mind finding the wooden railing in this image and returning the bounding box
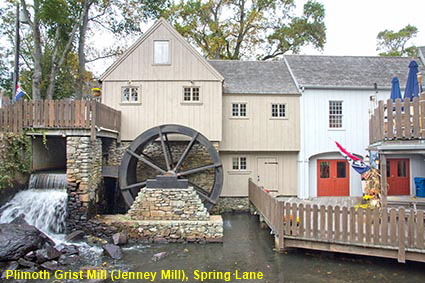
[369,93,425,143]
[249,179,425,263]
[0,100,121,140]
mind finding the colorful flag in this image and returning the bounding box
[14,83,26,102]
[335,141,370,174]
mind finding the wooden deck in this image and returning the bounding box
[0,99,121,140]
[369,93,425,144]
[249,180,425,263]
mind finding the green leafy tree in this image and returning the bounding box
[163,0,326,60]
[377,24,418,57]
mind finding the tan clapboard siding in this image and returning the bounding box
[102,81,222,141]
[103,24,221,82]
[220,152,298,196]
[220,94,300,151]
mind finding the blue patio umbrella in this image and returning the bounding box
[390,76,402,102]
[403,60,420,100]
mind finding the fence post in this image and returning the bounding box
[398,207,406,263]
[276,201,285,252]
[90,100,97,142]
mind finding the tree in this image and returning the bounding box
[163,0,326,60]
[377,24,418,57]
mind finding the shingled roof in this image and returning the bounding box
[208,60,299,94]
[283,55,424,90]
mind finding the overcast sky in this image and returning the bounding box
[299,0,425,56]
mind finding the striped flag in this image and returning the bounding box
[335,141,370,174]
[14,83,26,102]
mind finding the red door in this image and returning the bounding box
[387,159,410,195]
[317,160,350,196]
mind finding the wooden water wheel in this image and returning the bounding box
[119,124,223,210]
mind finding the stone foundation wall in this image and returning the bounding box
[128,188,209,221]
[89,215,223,243]
[66,137,103,231]
[210,197,250,214]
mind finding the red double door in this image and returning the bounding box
[317,160,349,196]
[387,158,410,195]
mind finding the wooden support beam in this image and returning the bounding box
[380,154,388,207]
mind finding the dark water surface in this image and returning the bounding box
[110,214,425,283]
[24,214,425,283]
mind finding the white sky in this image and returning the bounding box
[89,0,425,75]
[298,0,425,56]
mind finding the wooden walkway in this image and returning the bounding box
[0,99,121,141]
[249,180,425,263]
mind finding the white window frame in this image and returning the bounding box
[270,103,287,119]
[153,40,170,65]
[121,86,141,104]
[230,102,248,119]
[232,156,247,171]
[181,86,202,104]
[329,100,343,129]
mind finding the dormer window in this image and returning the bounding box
[154,40,170,65]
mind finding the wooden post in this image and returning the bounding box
[275,201,285,252]
[380,154,388,207]
[90,100,97,142]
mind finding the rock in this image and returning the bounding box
[151,252,168,262]
[0,223,53,261]
[24,251,36,262]
[40,260,59,271]
[35,246,61,263]
[56,244,79,256]
[102,244,122,260]
[65,230,85,242]
[1,261,19,280]
[17,258,35,268]
[10,215,28,225]
[58,254,79,265]
[112,232,127,246]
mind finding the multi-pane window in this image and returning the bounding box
[232,157,247,170]
[232,103,247,117]
[122,86,139,103]
[183,87,200,102]
[329,101,343,128]
[271,103,286,118]
[154,40,169,64]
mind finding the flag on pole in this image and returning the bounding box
[335,141,370,174]
[14,83,26,102]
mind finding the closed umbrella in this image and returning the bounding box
[403,60,420,100]
[390,76,402,102]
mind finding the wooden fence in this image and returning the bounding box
[0,100,121,140]
[249,179,425,263]
[369,93,425,143]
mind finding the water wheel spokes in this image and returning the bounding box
[119,124,223,210]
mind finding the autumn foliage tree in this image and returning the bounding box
[377,24,418,57]
[163,0,326,60]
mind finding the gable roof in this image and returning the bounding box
[100,18,223,81]
[208,60,299,94]
[284,55,424,90]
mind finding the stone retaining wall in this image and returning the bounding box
[128,188,209,221]
[210,197,250,214]
[66,137,103,231]
[88,214,223,243]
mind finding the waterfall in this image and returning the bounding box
[0,173,68,235]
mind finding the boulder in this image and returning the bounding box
[65,230,85,242]
[56,244,79,256]
[102,244,122,260]
[10,215,28,225]
[35,246,61,263]
[112,232,127,246]
[17,258,36,268]
[58,254,79,265]
[1,261,19,280]
[151,252,168,262]
[0,223,53,261]
[40,260,59,271]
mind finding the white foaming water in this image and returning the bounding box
[0,173,68,240]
